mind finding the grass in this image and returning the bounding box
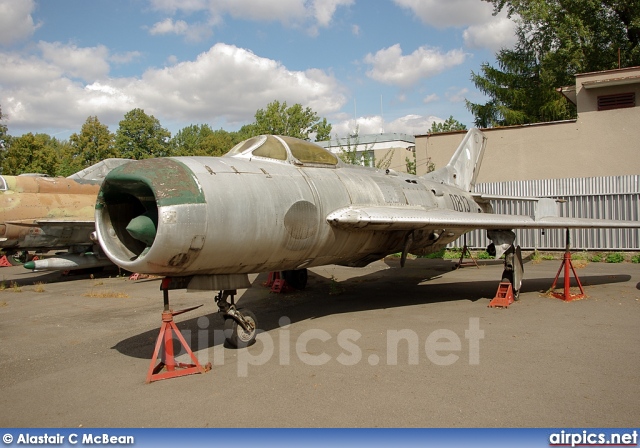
[33,282,46,293]
[605,252,625,263]
[328,275,345,296]
[83,289,129,298]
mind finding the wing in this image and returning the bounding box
[5,218,95,229]
[326,206,640,231]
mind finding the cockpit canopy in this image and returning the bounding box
[225,135,339,166]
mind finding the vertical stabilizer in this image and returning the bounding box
[421,128,487,192]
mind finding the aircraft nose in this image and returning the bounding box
[126,213,157,246]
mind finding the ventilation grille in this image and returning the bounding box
[597,92,636,111]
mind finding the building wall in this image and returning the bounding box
[415,67,640,182]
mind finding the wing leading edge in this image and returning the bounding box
[326,206,640,231]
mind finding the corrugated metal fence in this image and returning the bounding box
[452,175,640,251]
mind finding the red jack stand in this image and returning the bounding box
[488,282,515,308]
[264,271,294,293]
[146,278,211,383]
[549,229,585,302]
[0,256,12,267]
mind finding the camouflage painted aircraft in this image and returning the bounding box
[0,159,129,270]
[93,129,640,347]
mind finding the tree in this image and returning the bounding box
[1,133,60,176]
[114,108,171,159]
[252,100,332,141]
[170,125,239,157]
[336,127,376,167]
[0,105,7,150]
[428,116,468,134]
[69,116,115,167]
[468,0,640,127]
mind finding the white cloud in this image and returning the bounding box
[148,18,212,42]
[38,41,111,81]
[463,17,518,52]
[148,0,352,34]
[423,93,439,104]
[0,43,346,134]
[0,0,40,45]
[393,0,517,51]
[446,88,469,103]
[331,114,442,137]
[364,44,467,87]
[393,0,494,28]
[149,18,190,35]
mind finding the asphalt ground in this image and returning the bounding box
[0,256,638,428]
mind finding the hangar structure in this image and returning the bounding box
[416,66,640,251]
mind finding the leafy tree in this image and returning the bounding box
[468,0,640,127]
[114,108,171,159]
[0,105,7,150]
[170,124,215,156]
[428,116,468,134]
[69,116,116,167]
[252,100,332,141]
[170,125,239,156]
[0,105,7,173]
[336,127,375,167]
[1,133,60,176]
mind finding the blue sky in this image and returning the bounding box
[0,0,518,140]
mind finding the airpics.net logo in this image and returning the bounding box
[549,430,638,447]
[176,316,484,377]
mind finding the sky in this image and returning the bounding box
[0,0,518,141]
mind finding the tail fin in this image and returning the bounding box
[421,128,487,192]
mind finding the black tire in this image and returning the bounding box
[501,269,520,301]
[7,251,29,266]
[224,310,258,348]
[282,269,308,290]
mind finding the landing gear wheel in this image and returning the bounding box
[7,251,30,266]
[224,309,258,348]
[501,269,520,301]
[282,269,308,290]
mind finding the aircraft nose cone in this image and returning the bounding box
[126,214,157,246]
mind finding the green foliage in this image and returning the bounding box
[421,248,446,259]
[69,116,116,167]
[476,251,493,260]
[1,133,68,176]
[631,254,640,263]
[170,125,238,157]
[336,127,376,167]
[114,108,171,159]
[590,254,603,262]
[429,116,467,134]
[605,252,625,263]
[252,100,332,141]
[468,0,640,127]
[405,155,416,175]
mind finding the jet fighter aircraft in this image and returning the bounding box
[94,129,640,347]
[0,159,129,270]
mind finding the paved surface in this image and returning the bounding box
[0,257,638,427]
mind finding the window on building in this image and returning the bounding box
[597,92,635,111]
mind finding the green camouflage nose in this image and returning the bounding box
[126,214,157,246]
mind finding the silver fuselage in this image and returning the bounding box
[95,155,480,276]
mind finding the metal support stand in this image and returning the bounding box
[454,235,479,269]
[146,278,211,383]
[549,229,585,301]
[0,256,12,267]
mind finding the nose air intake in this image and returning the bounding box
[126,212,157,246]
[95,158,205,269]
